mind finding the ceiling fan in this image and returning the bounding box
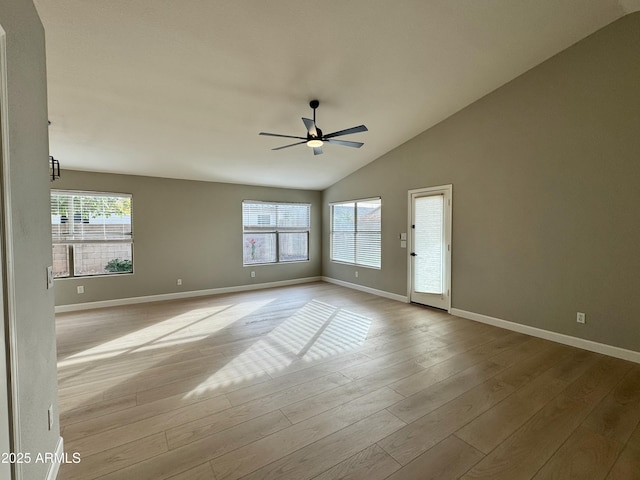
[259,100,368,155]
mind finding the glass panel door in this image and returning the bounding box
[409,186,451,309]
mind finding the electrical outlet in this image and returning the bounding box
[77,285,84,294]
[251,271,256,278]
[355,271,359,278]
[177,278,182,286]
[577,312,586,324]
[47,404,54,430]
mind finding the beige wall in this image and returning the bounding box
[53,170,322,306]
[323,13,640,353]
[1,0,60,478]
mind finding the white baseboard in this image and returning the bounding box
[45,436,64,480]
[321,276,409,303]
[55,277,322,313]
[451,308,640,364]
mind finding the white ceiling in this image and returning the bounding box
[35,0,637,190]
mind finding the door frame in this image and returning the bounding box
[406,184,452,311]
[0,22,18,480]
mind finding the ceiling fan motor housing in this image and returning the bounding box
[308,127,322,140]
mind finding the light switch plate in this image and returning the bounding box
[46,266,54,289]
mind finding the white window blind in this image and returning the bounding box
[51,191,132,243]
[414,195,443,294]
[51,190,133,277]
[331,198,381,268]
[242,201,310,265]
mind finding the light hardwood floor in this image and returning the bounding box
[55,282,640,480]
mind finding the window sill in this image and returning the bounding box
[54,272,134,280]
[243,260,310,267]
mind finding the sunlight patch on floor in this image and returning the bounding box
[184,299,372,398]
[58,299,275,368]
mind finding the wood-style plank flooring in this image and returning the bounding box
[55,282,640,480]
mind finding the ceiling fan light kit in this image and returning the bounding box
[259,100,367,155]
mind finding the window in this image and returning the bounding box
[242,201,310,265]
[331,198,381,268]
[51,190,133,277]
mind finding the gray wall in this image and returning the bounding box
[0,0,60,479]
[323,13,640,353]
[53,170,322,306]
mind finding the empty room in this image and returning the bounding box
[1,1,640,479]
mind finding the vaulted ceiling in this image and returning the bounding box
[35,0,639,190]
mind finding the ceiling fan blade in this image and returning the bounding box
[325,138,364,148]
[302,117,318,137]
[272,141,307,151]
[313,146,323,155]
[259,132,306,140]
[323,125,368,139]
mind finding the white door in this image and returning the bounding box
[408,185,452,310]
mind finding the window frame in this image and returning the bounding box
[51,189,134,278]
[242,200,311,266]
[330,197,382,269]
